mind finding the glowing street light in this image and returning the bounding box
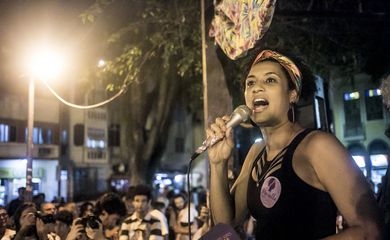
[97,59,106,68]
[24,46,65,200]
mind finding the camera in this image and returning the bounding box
[35,211,56,224]
[76,214,101,229]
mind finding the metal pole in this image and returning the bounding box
[26,77,35,201]
[201,0,208,129]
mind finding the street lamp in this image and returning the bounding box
[25,47,65,201]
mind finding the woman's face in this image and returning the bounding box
[0,209,9,228]
[20,206,37,227]
[174,197,185,210]
[244,61,297,126]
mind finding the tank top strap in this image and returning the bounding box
[250,147,266,177]
[284,128,315,171]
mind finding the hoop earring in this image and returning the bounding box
[290,103,296,123]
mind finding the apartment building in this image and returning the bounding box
[0,90,60,205]
[329,73,390,192]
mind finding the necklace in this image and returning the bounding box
[255,146,288,187]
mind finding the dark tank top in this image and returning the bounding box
[247,129,337,240]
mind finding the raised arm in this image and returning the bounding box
[208,116,261,226]
[305,132,383,240]
[208,116,236,225]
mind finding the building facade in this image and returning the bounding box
[0,92,61,205]
[329,73,390,192]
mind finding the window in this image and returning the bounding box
[343,91,362,137]
[26,127,53,144]
[0,124,16,142]
[87,128,105,149]
[108,124,120,147]
[0,124,9,142]
[87,111,106,120]
[33,128,43,144]
[365,89,383,120]
[74,124,85,146]
[344,91,360,101]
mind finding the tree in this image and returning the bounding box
[81,0,390,184]
[82,0,202,184]
[215,0,390,103]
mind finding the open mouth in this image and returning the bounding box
[253,98,269,107]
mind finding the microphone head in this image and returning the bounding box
[226,105,251,128]
[233,105,251,122]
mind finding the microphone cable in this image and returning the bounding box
[186,152,201,240]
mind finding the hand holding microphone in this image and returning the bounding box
[193,105,251,162]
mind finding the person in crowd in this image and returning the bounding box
[207,49,383,239]
[95,192,127,239]
[192,205,209,240]
[79,202,95,218]
[7,187,25,218]
[152,201,167,215]
[123,186,135,215]
[119,184,168,240]
[169,193,198,240]
[54,210,73,240]
[60,202,79,219]
[65,192,126,240]
[0,206,15,239]
[12,202,55,240]
[32,193,46,212]
[41,202,57,216]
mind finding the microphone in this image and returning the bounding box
[192,105,251,158]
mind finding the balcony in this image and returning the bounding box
[0,142,59,159]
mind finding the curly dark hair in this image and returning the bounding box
[79,201,94,218]
[128,184,152,201]
[94,192,127,217]
[13,202,36,232]
[56,210,74,226]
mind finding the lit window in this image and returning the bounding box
[365,88,383,120]
[370,154,388,167]
[365,89,381,97]
[344,91,360,101]
[87,128,106,149]
[352,155,365,168]
[0,124,9,142]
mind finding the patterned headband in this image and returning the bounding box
[252,50,302,96]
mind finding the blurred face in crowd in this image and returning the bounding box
[82,204,94,218]
[20,206,37,226]
[0,209,8,228]
[55,221,70,240]
[18,188,26,200]
[41,203,57,215]
[99,211,120,229]
[132,195,150,217]
[174,196,185,210]
[64,202,78,218]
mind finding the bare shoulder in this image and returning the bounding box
[299,130,348,160]
[296,130,359,186]
[302,130,342,148]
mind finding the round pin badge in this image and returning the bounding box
[260,176,282,208]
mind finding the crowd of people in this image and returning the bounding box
[0,185,211,240]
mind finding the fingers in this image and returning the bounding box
[206,116,231,138]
